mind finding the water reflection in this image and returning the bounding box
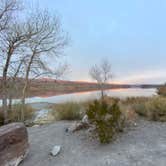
[0,88,156,106]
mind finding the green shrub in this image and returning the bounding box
[8,103,35,123]
[86,99,124,144]
[51,102,84,121]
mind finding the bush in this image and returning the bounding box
[119,104,137,124]
[157,84,166,97]
[132,102,148,117]
[122,97,149,105]
[8,103,35,124]
[146,97,166,121]
[132,97,166,122]
[51,102,84,121]
[86,99,124,144]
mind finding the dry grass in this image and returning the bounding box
[8,103,36,123]
[157,85,166,97]
[51,102,85,121]
[120,104,138,124]
[51,96,166,124]
[125,96,166,122]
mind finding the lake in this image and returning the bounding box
[0,88,157,106]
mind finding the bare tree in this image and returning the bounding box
[0,0,21,32]
[89,59,112,98]
[20,10,68,121]
[0,1,69,123]
[0,21,39,123]
[0,0,23,123]
[7,56,26,113]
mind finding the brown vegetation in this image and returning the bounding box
[157,84,166,96]
[51,102,84,121]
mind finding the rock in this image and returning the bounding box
[50,145,61,156]
[0,123,29,166]
[82,114,89,124]
[66,116,90,133]
[32,125,40,128]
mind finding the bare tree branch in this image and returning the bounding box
[89,58,113,98]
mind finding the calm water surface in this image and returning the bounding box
[0,88,156,106]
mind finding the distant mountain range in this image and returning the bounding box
[0,77,163,99]
[0,77,163,89]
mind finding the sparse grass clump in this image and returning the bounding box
[86,99,125,144]
[131,97,166,122]
[122,97,150,105]
[8,103,35,124]
[51,102,84,121]
[157,85,166,97]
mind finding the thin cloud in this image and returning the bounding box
[114,69,166,84]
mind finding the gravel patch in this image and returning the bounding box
[20,119,166,166]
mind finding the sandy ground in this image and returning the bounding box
[21,119,166,166]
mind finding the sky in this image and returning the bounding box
[28,0,166,84]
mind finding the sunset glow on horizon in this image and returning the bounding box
[29,0,166,84]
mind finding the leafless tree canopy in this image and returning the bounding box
[0,0,21,32]
[90,59,112,84]
[22,10,69,79]
[0,0,69,123]
[89,59,112,98]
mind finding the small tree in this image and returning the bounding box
[89,59,112,98]
[86,99,123,143]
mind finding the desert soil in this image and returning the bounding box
[21,119,166,166]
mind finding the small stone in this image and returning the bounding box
[50,145,61,156]
[32,125,40,127]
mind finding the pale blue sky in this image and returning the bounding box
[28,0,166,83]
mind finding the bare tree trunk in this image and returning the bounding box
[2,83,8,124]
[101,90,104,99]
[21,79,28,122]
[2,52,12,123]
[9,60,24,115]
[21,55,33,122]
[100,83,104,99]
[8,95,12,112]
[2,77,8,124]
[2,93,8,124]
